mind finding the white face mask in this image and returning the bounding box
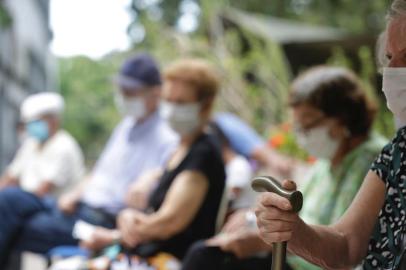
[160,101,201,136]
[382,67,406,129]
[295,125,339,160]
[115,94,146,120]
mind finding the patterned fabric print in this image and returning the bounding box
[367,127,406,270]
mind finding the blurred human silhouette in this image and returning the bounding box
[214,112,294,179]
[73,59,226,266]
[0,92,84,197]
[209,122,255,212]
[182,66,386,270]
[0,53,178,267]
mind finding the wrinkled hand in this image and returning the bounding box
[255,180,301,245]
[117,209,146,248]
[58,192,79,214]
[207,230,270,259]
[80,227,119,251]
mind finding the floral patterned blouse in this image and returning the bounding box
[366,127,406,270]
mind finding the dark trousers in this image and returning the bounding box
[0,187,115,268]
[181,240,293,270]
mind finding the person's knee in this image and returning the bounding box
[0,187,29,210]
[182,241,225,270]
[185,241,210,258]
[15,213,77,254]
[0,187,25,201]
[0,187,42,215]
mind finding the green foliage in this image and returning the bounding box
[268,124,312,162]
[219,28,291,130]
[60,0,396,162]
[59,56,121,165]
[327,45,396,139]
[131,0,390,34]
[128,3,292,134]
[374,106,396,139]
[0,4,12,28]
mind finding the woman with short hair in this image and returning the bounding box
[256,1,406,269]
[181,65,386,270]
[81,58,226,262]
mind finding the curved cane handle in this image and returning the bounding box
[252,176,303,270]
[251,176,303,212]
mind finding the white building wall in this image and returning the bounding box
[0,0,54,172]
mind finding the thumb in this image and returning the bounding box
[282,179,297,191]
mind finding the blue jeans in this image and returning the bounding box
[0,187,115,267]
[0,187,46,266]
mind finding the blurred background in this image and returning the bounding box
[0,0,394,171]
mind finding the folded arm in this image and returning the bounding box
[119,170,209,247]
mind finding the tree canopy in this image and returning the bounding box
[59,0,395,161]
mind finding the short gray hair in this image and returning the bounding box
[376,0,406,68]
[388,0,406,21]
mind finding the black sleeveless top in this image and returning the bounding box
[134,133,226,259]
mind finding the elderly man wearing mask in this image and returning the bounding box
[0,92,84,196]
[0,92,84,264]
[256,1,406,269]
[0,53,178,267]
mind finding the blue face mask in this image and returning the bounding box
[26,120,49,142]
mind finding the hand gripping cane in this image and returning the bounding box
[252,176,303,270]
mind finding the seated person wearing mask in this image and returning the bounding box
[213,112,294,179]
[0,92,84,265]
[80,58,226,263]
[209,122,255,212]
[0,53,178,268]
[182,66,387,270]
[0,92,84,196]
[256,3,406,268]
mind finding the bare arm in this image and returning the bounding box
[118,170,209,246]
[256,171,386,269]
[125,169,162,210]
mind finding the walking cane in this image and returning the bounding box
[251,176,303,270]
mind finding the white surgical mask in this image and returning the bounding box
[382,67,406,129]
[115,93,146,120]
[160,101,201,136]
[295,125,339,160]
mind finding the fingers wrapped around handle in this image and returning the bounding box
[251,176,303,213]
